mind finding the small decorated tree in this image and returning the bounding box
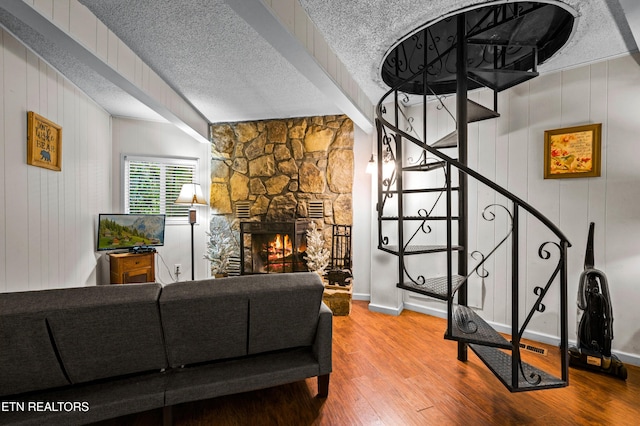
[205,216,240,276]
[304,221,330,276]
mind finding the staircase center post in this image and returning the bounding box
[456,11,469,362]
[394,72,405,292]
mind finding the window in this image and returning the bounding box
[124,155,199,223]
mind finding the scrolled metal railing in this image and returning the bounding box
[381,3,551,95]
[375,62,571,389]
[376,81,570,245]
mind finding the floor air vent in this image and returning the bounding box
[511,341,548,356]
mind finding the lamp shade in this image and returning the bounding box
[175,183,208,205]
[365,154,375,174]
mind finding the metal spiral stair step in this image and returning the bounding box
[380,244,463,255]
[469,344,566,392]
[397,274,465,300]
[431,100,500,149]
[469,68,539,92]
[466,4,561,47]
[467,99,500,123]
[380,215,459,221]
[382,187,459,194]
[403,161,446,172]
[431,130,458,149]
[445,306,511,349]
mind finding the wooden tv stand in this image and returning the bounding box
[109,252,155,284]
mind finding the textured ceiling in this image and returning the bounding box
[81,0,639,124]
[2,0,637,128]
[299,0,637,103]
[0,3,164,122]
[79,0,342,123]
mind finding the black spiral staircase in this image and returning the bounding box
[376,2,574,392]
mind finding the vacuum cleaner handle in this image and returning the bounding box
[584,222,595,270]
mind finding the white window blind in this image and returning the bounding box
[124,156,199,223]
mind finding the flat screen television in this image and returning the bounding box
[97,214,166,252]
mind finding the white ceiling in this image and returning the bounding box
[1,0,639,130]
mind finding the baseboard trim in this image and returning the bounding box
[368,302,403,316]
[403,302,447,319]
[604,348,640,367]
[352,293,370,301]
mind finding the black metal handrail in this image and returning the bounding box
[376,5,574,390]
[376,80,571,248]
[376,61,571,388]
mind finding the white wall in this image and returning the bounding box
[369,54,640,364]
[351,124,373,299]
[367,102,406,314]
[0,28,111,292]
[110,117,211,285]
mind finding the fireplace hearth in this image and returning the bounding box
[240,220,310,274]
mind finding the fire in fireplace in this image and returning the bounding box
[240,220,310,274]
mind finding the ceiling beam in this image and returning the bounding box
[0,1,210,144]
[617,0,640,52]
[225,0,373,133]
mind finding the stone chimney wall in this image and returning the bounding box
[209,114,354,242]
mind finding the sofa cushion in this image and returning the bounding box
[44,283,167,385]
[159,279,249,367]
[165,348,320,406]
[0,304,70,397]
[246,272,325,354]
[159,273,325,366]
[0,283,166,396]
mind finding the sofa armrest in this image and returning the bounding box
[313,302,333,376]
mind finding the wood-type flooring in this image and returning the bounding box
[95,300,640,425]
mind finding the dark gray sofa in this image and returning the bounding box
[0,272,332,425]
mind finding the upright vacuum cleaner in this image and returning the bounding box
[568,222,627,380]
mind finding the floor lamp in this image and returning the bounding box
[175,183,208,280]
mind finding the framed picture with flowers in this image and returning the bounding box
[544,123,601,179]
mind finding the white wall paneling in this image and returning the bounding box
[0,28,111,292]
[3,30,29,293]
[603,55,640,361]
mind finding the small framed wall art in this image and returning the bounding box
[27,111,62,172]
[544,123,601,179]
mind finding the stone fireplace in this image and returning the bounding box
[209,114,353,275]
